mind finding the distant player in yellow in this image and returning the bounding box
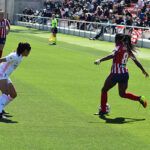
[49,14,58,45]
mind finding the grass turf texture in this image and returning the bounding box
[0,26,150,150]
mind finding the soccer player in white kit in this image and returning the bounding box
[0,42,31,119]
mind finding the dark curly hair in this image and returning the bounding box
[123,34,136,54]
[115,33,124,45]
[17,42,31,56]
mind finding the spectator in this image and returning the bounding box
[0,11,10,57]
[20,0,150,28]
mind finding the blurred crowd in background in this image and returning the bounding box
[20,0,150,27]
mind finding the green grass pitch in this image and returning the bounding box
[0,26,150,150]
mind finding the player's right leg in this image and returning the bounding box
[98,74,117,115]
[0,79,9,118]
[4,81,17,107]
[0,79,17,118]
[52,33,56,45]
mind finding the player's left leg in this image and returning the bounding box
[49,28,57,45]
[118,79,147,108]
[49,33,56,45]
[0,44,4,58]
[118,73,139,100]
[118,82,140,101]
[52,33,57,45]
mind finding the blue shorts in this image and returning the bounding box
[0,38,6,45]
[111,73,129,84]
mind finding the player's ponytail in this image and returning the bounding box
[123,35,136,54]
[17,42,31,56]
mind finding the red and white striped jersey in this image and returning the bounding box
[0,19,10,38]
[111,44,129,74]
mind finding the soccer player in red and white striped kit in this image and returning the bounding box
[0,11,10,57]
[94,34,149,115]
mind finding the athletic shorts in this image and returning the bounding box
[51,27,58,34]
[0,38,6,45]
[0,74,12,83]
[111,72,129,84]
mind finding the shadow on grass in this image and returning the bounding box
[99,115,145,124]
[0,118,18,124]
[0,115,18,123]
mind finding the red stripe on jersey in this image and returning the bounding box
[111,63,128,74]
[111,44,129,74]
[0,19,10,38]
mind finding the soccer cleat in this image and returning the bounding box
[2,110,9,115]
[0,113,7,119]
[89,38,96,40]
[139,96,147,108]
[94,104,110,116]
[49,43,56,45]
[0,113,2,119]
[99,111,109,116]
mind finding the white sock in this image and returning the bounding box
[4,95,13,107]
[0,94,9,113]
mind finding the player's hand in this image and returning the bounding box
[94,59,101,65]
[143,71,149,77]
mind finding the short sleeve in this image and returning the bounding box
[5,53,17,62]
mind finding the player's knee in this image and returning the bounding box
[101,87,108,93]
[119,92,125,98]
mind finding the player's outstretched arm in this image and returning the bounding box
[131,55,149,77]
[94,54,114,65]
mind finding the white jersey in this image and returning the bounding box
[0,52,22,78]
